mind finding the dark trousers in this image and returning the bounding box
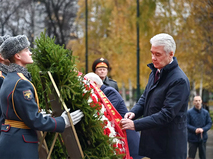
[188,142,206,159]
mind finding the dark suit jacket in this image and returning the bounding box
[131,57,190,159]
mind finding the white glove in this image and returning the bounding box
[40,109,51,117]
[61,109,84,128]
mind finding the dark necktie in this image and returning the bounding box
[154,70,160,83]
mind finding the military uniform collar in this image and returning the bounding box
[0,63,9,74]
[103,76,109,82]
[8,63,32,81]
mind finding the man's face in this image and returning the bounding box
[193,96,202,110]
[18,47,33,66]
[95,67,108,80]
[151,45,173,70]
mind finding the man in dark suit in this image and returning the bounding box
[92,57,119,91]
[121,33,190,159]
[187,96,212,159]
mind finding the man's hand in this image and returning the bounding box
[120,118,135,130]
[124,112,135,119]
[195,128,204,134]
[61,109,84,128]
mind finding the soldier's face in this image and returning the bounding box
[95,67,108,80]
[18,47,33,67]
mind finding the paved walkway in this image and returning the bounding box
[206,128,213,159]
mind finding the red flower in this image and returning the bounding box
[77,72,83,76]
[91,95,98,103]
[84,84,90,91]
[103,120,108,125]
[96,102,102,110]
[114,147,120,154]
[90,102,96,108]
[104,128,111,136]
[117,143,123,149]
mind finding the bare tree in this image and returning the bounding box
[40,0,78,46]
[0,0,25,35]
[0,0,79,47]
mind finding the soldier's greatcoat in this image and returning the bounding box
[0,64,65,159]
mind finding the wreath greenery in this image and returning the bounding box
[28,31,123,159]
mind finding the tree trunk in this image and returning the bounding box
[189,81,196,108]
[199,76,203,98]
[122,82,127,108]
[129,79,133,110]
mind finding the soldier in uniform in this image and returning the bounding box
[0,35,84,159]
[92,57,119,91]
[0,35,10,134]
[0,35,10,87]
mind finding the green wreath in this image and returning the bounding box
[28,31,123,159]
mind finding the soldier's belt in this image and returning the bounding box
[5,119,30,129]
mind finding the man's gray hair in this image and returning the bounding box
[84,72,103,86]
[150,33,176,54]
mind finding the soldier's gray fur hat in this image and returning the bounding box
[0,35,30,59]
[0,35,10,46]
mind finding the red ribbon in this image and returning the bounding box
[89,81,131,159]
